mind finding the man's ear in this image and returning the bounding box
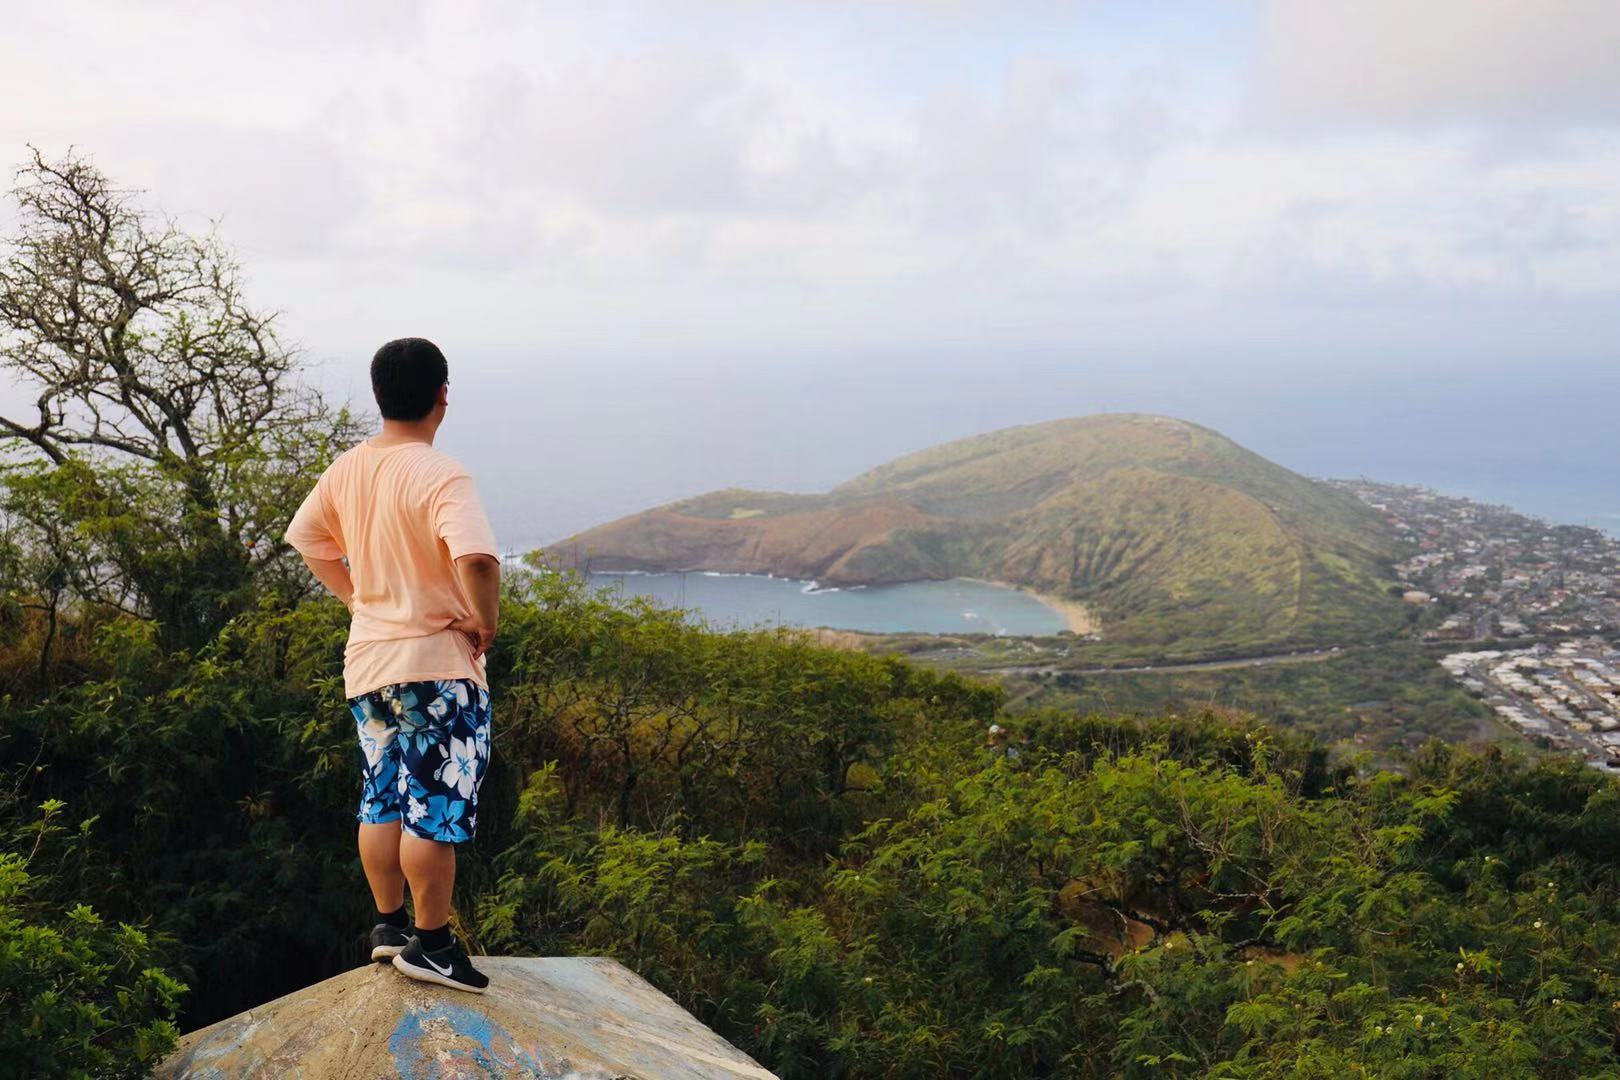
[439,383,451,407]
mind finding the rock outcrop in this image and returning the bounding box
[159,956,776,1080]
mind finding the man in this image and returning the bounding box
[286,337,500,994]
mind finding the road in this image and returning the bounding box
[992,647,1347,678]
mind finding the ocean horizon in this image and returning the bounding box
[454,356,1620,550]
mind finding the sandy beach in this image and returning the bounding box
[967,579,1099,636]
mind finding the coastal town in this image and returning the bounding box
[1334,480,1620,770]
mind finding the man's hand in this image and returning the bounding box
[448,615,496,660]
[302,555,356,611]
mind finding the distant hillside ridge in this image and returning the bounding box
[548,414,1404,650]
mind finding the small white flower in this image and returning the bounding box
[407,797,427,824]
[1534,920,1544,929]
[1456,962,1465,972]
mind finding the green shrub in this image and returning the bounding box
[0,805,184,1080]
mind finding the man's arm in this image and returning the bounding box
[302,555,356,610]
[287,477,352,606]
[450,553,500,660]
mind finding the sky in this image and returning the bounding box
[4,1,1619,542]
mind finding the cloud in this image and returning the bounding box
[139,125,367,258]
[1,0,1617,367]
[464,53,750,215]
[458,49,874,221]
[904,55,1187,243]
[1252,0,1620,129]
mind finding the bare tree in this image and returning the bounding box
[0,148,360,648]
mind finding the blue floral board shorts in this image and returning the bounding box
[349,679,491,844]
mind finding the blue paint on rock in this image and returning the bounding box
[389,1000,563,1078]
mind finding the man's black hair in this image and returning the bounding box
[370,337,449,421]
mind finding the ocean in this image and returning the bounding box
[584,572,1068,636]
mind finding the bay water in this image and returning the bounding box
[584,571,1068,635]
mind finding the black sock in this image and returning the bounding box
[376,903,408,929]
[413,922,453,952]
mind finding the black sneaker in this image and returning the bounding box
[391,936,490,993]
[369,923,412,962]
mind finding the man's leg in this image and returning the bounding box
[398,832,454,929]
[390,679,491,992]
[351,690,414,961]
[358,821,406,912]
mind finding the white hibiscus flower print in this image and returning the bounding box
[436,736,481,799]
[406,796,428,824]
[358,717,392,767]
[429,680,471,719]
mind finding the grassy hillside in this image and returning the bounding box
[552,414,1404,653]
[1002,642,1503,756]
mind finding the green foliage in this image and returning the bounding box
[1000,641,1500,758]
[0,803,184,1080]
[482,764,776,1027]
[11,567,1620,1076]
[497,566,1000,851]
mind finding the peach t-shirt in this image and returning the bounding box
[285,439,500,699]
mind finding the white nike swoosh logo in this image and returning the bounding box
[425,954,455,976]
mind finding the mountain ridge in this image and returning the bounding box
[548,414,1403,651]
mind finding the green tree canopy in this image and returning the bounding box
[0,148,360,649]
